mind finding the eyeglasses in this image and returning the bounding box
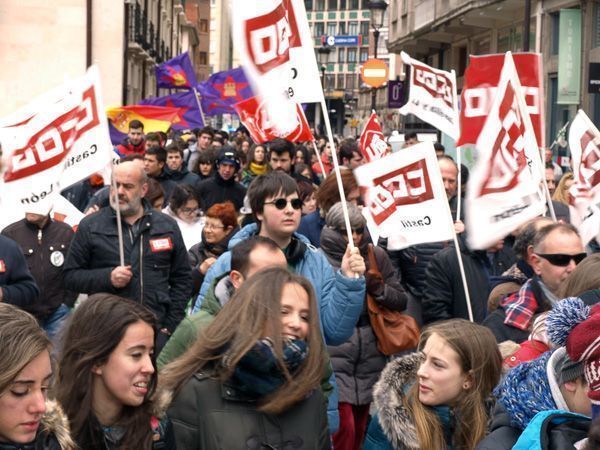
[264,198,303,210]
[204,223,225,231]
[338,226,365,235]
[180,207,199,214]
[536,253,587,267]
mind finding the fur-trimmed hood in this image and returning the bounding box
[371,352,424,450]
[37,400,74,450]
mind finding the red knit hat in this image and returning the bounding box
[565,303,600,419]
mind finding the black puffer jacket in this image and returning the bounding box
[63,203,192,332]
[167,371,329,450]
[320,226,408,405]
[2,218,77,319]
[422,235,515,324]
[194,173,246,211]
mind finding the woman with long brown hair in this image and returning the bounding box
[363,320,502,450]
[160,267,329,449]
[0,303,73,449]
[55,294,175,449]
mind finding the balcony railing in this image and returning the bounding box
[128,2,171,63]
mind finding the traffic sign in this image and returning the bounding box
[387,80,405,108]
[360,59,389,88]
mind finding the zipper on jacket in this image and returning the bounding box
[37,229,42,245]
[139,232,144,305]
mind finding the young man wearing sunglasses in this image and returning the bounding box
[191,170,367,433]
[484,222,585,344]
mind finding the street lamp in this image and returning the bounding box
[317,46,332,130]
[366,0,387,111]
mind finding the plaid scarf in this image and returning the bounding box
[502,278,540,330]
[227,338,307,398]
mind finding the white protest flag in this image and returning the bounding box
[51,195,85,229]
[0,66,113,218]
[231,0,299,135]
[353,141,455,250]
[567,109,600,245]
[399,51,459,141]
[466,52,546,250]
[285,0,324,103]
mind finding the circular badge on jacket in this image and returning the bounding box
[50,251,65,267]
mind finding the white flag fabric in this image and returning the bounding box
[0,66,113,219]
[568,109,600,245]
[231,0,299,135]
[286,0,324,103]
[466,52,546,250]
[353,141,455,251]
[399,51,459,141]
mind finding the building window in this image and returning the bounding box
[457,46,467,77]
[316,0,325,11]
[595,4,600,47]
[360,48,368,62]
[314,22,324,38]
[199,19,208,33]
[199,52,208,65]
[359,21,369,37]
[340,0,346,9]
[336,74,344,89]
[346,74,357,90]
[328,0,337,9]
[338,48,346,62]
[348,47,357,62]
[305,0,314,10]
[349,0,359,9]
[548,75,573,143]
[339,22,346,34]
[348,21,358,34]
[327,22,336,35]
[325,74,335,90]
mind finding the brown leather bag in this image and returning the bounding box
[366,244,420,355]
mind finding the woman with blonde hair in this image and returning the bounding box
[0,303,73,449]
[363,320,502,450]
[552,172,574,206]
[161,267,329,449]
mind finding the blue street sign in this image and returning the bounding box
[322,35,362,46]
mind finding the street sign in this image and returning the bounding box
[321,35,362,46]
[589,62,600,93]
[388,80,405,108]
[361,59,389,88]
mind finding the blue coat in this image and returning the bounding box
[512,410,590,450]
[193,223,366,346]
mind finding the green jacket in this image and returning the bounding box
[157,274,228,369]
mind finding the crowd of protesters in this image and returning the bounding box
[0,119,598,450]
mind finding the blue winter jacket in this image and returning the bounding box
[512,410,590,450]
[192,223,366,434]
[193,223,366,346]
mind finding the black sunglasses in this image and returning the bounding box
[536,253,587,267]
[338,226,365,235]
[265,198,303,210]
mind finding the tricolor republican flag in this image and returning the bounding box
[466,52,546,250]
[568,109,600,245]
[399,52,459,141]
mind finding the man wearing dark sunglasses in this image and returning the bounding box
[484,222,585,344]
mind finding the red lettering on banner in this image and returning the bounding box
[244,2,299,74]
[369,159,434,225]
[3,86,100,183]
[412,63,454,109]
[479,83,528,196]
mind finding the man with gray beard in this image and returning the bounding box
[64,162,192,349]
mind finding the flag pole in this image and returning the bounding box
[110,168,125,267]
[311,140,327,180]
[456,148,462,222]
[192,87,207,126]
[321,97,355,250]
